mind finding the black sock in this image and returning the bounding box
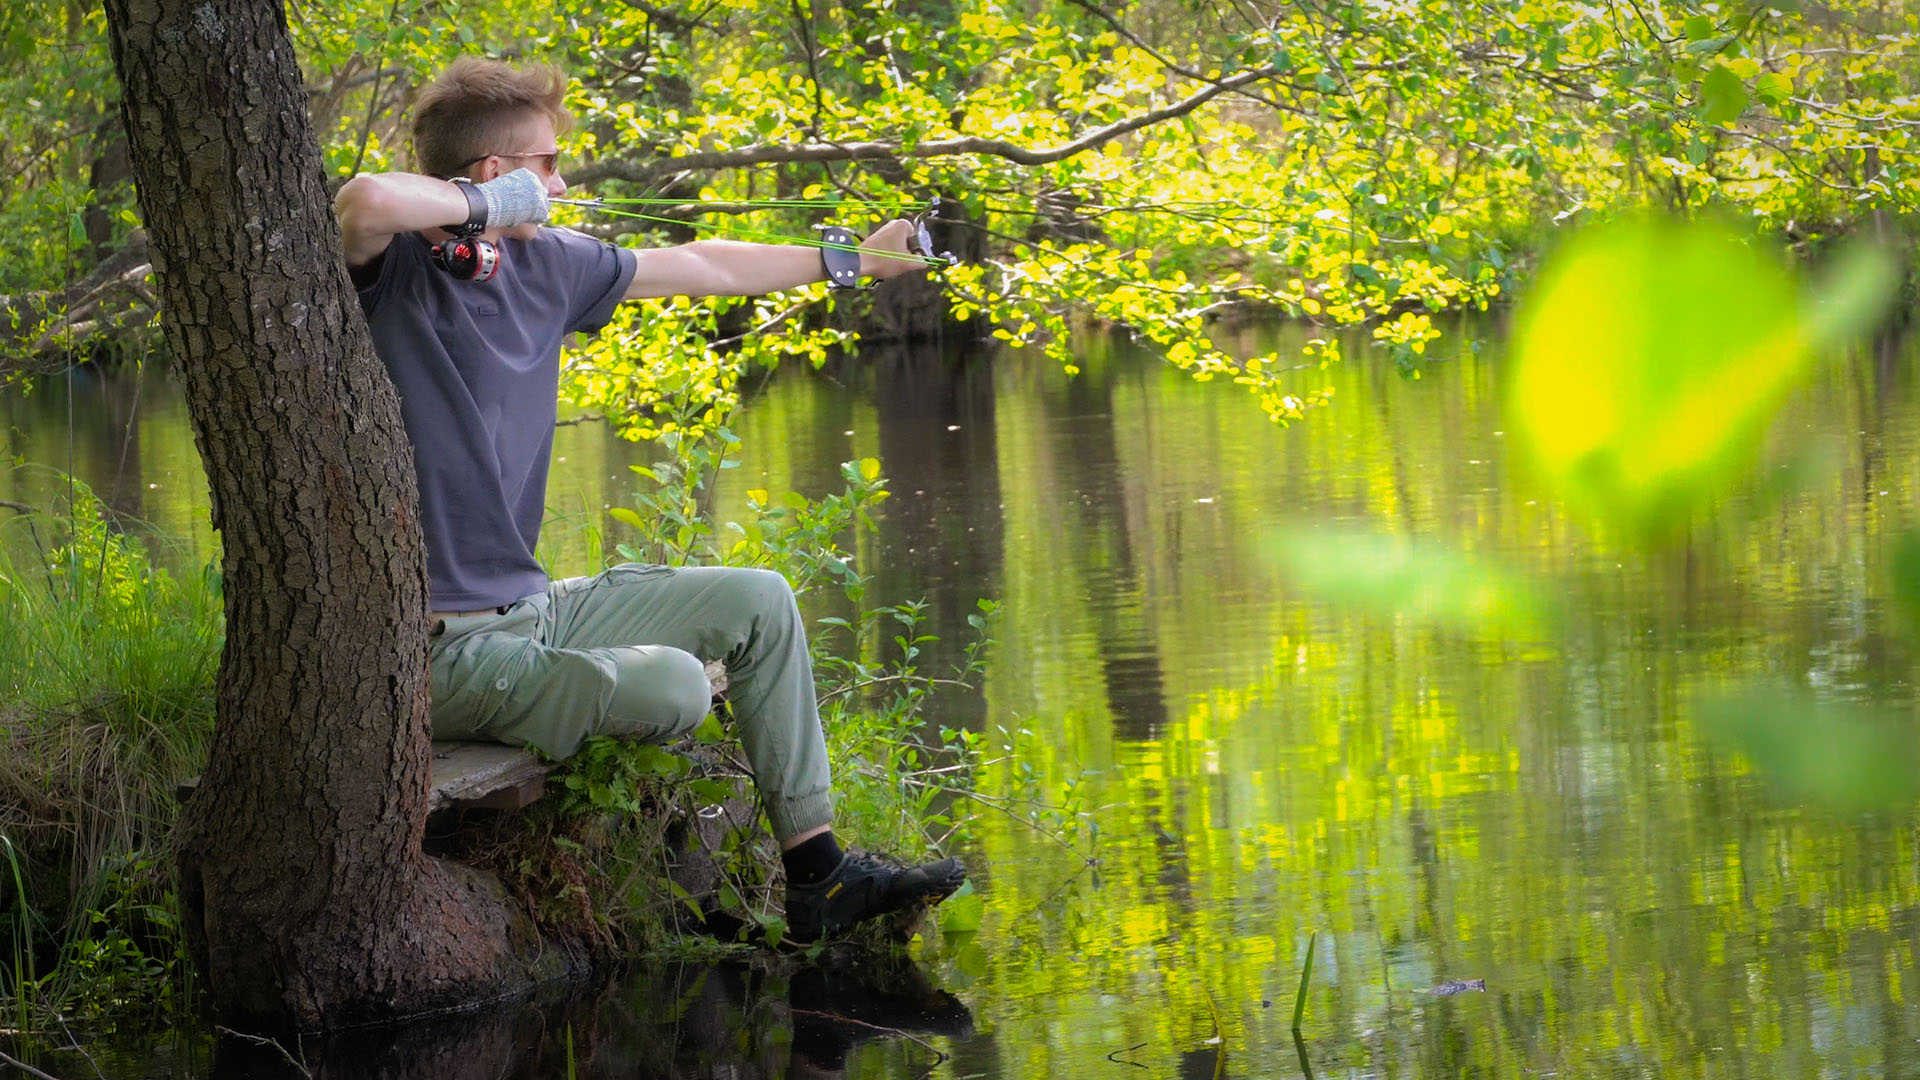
[782,831,844,886]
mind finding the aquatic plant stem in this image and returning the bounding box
[1292,931,1316,1034]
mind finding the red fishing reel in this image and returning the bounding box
[432,227,499,282]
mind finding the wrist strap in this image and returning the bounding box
[449,177,488,233]
[817,224,863,289]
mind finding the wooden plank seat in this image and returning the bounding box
[180,660,728,812]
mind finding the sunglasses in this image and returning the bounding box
[453,150,561,175]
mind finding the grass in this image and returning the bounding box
[0,471,220,1025]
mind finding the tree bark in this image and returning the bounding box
[101,0,553,1030]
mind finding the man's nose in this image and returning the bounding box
[547,171,567,197]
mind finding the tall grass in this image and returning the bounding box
[0,470,221,1023]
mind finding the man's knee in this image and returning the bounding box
[602,645,712,740]
[710,566,796,608]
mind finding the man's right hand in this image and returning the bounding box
[475,168,550,229]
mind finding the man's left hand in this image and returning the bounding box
[859,219,928,282]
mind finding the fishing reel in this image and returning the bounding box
[431,176,500,282]
[431,225,499,282]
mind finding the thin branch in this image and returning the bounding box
[571,65,1285,186]
[0,1049,66,1080]
[789,1007,947,1066]
[214,1027,311,1079]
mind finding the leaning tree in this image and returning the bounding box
[102,0,550,1029]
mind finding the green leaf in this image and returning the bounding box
[608,507,646,530]
[938,880,984,934]
[858,456,882,482]
[1754,71,1793,105]
[1685,34,1736,55]
[1697,689,1920,810]
[1802,241,1900,354]
[1683,14,1716,40]
[1507,219,1808,547]
[1269,529,1556,638]
[1698,63,1748,124]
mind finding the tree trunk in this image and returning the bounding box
[101,0,553,1030]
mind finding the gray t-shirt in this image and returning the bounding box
[357,228,637,610]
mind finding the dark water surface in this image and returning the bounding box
[7,326,1920,1078]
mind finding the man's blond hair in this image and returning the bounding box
[411,57,572,178]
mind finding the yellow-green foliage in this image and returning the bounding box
[7,0,1914,417]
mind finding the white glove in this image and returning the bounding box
[476,167,549,228]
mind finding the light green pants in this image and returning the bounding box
[427,564,833,839]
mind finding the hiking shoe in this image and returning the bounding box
[785,851,968,942]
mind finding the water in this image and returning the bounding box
[7,325,1920,1078]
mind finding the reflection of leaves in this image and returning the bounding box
[1270,529,1555,638]
[1698,689,1920,810]
[1507,220,1896,548]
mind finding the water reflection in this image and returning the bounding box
[10,328,1920,1078]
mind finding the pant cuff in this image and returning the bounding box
[767,789,834,841]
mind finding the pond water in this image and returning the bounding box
[7,323,1920,1078]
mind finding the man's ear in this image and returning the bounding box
[477,156,500,181]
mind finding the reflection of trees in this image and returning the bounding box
[867,339,1006,734]
[1049,350,1171,741]
[201,959,975,1079]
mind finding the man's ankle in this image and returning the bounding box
[781,830,843,886]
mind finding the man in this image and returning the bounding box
[332,56,965,942]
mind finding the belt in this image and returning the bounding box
[429,606,509,636]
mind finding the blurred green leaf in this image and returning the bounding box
[1698,688,1920,810]
[1803,241,1900,354]
[1269,528,1556,638]
[1508,219,1809,547]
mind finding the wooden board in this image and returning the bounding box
[428,741,551,811]
[177,660,724,811]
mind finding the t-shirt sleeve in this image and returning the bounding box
[355,233,428,316]
[554,229,638,335]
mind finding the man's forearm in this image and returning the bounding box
[627,221,922,300]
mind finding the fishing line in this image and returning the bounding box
[555,195,929,211]
[554,198,953,268]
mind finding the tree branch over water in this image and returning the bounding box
[569,65,1283,186]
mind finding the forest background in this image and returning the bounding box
[5,0,1915,426]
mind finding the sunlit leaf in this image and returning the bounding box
[1507,220,1807,546]
[1698,688,1920,810]
[608,507,646,530]
[1754,71,1794,105]
[1269,528,1556,638]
